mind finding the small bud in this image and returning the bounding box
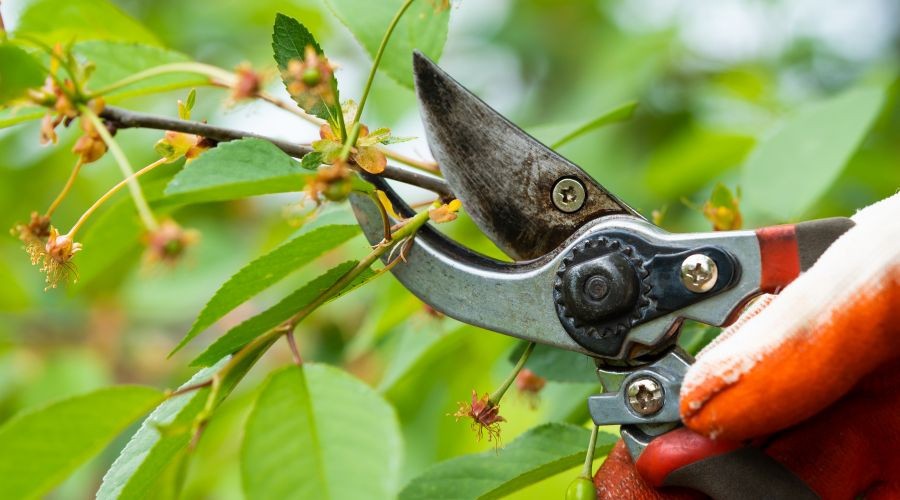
[515,368,546,395]
[302,67,321,86]
[143,219,199,265]
[72,117,108,164]
[323,178,353,202]
[305,161,351,203]
[566,477,597,500]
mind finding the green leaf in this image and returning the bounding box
[550,101,638,149]
[271,13,339,124]
[271,13,323,69]
[97,364,222,500]
[399,423,616,500]
[242,364,403,500]
[164,139,311,204]
[644,128,754,199]
[301,151,325,170]
[0,386,163,499]
[324,0,450,89]
[191,261,377,367]
[11,0,160,46]
[378,325,468,398]
[172,224,361,354]
[526,101,638,150]
[742,85,887,220]
[0,44,46,105]
[509,343,598,383]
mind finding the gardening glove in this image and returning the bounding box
[594,192,900,500]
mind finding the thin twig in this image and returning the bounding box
[168,379,213,398]
[370,192,393,242]
[83,106,159,231]
[256,90,324,126]
[285,330,303,366]
[379,147,439,173]
[99,105,452,197]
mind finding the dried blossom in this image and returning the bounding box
[702,183,743,231]
[155,130,211,162]
[305,160,352,203]
[515,368,546,408]
[231,63,263,101]
[72,105,108,164]
[423,303,444,319]
[428,199,462,223]
[315,123,388,174]
[452,390,506,444]
[143,219,199,265]
[11,212,52,265]
[430,0,451,12]
[283,46,337,111]
[39,227,82,289]
[30,72,80,145]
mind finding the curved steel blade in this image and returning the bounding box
[349,176,767,360]
[413,52,639,260]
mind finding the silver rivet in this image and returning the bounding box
[625,377,663,416]
[552,178,586,213]
[680,254,718,293]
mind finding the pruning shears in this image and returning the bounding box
[350,53,852,499]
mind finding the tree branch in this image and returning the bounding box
[99,105,452,197]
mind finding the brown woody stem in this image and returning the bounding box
[99,105,452,197]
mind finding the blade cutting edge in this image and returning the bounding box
[413,52,639,260]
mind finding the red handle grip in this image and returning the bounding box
[636,427,819,499]
[756,217,854,293]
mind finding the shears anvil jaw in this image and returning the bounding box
[591,348,693,460]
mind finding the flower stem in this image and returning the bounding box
[80,106,159,232]
[352,0,416,126]
[490,341,536,404]
[581,425,599,478]
[339,121,362,162]
[257,90,324,126]
[67,157,168,238]
[88,62,233,98]
[45,158,84,217]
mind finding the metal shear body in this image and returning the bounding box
[350,52,851,499]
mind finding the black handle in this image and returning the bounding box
[663,447,820,500]
[793,217,855,271]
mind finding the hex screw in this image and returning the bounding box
[552,178,586,213]
[625,377,664,416]
[680,254,718,293]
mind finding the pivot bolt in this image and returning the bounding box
[680,254,718,293]
[584,275,610,301]
[552,178,586,213]
[626,377,663,416]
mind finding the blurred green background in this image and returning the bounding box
[0,0,898,497]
